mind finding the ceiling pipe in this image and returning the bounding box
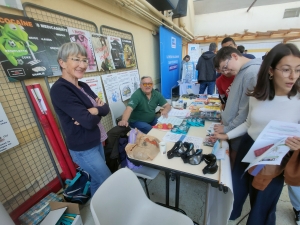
[136,0,194,40]
[117,0,193,41]
[247,0,257,12]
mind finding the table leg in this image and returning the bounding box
[165,171,170,206]
[175,174,180,208]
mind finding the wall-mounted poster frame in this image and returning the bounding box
[100,25,138,70]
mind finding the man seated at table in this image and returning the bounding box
[118,76,171,134]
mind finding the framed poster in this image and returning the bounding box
[0,13,53,81]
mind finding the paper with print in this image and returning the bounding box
[128,69,140,92]
[162,132,182,143]
[242,120,300,163]
[168,108,190,117]
[182,135,203,150]
[101,73,122,104]
[90,33,115,71]
[67,27,97,72]
[79,76,106,103]
[116,71,133,101]
[245,138,290,172]
[157,116,183,126]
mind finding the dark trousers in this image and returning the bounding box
[230,133,284,225]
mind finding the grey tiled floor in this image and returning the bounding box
[80,172,296,225]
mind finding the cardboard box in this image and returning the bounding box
[19,193,63,225]
[41,202,83,225]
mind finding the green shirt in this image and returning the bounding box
[128,88,167,123]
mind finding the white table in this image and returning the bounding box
[129,121,234,225]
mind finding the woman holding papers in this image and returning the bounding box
[214,43,300,225]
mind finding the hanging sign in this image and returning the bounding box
[0,103,19,153]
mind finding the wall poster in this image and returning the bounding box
[35,21,70,76]
[90,33,115,71]
[0,103,19,153]
[0,13,52,81]
[67,27,97,72]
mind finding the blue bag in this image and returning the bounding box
[63,168,91,204]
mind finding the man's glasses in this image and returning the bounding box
[68,57,89,64]
[220,58,231,72]
[142,83,153,87]
[275,67,300,78]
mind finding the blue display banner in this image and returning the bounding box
[159,26,182,99]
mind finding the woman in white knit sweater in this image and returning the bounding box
[214,43,300,225]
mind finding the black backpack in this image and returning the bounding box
[63,168,91,204]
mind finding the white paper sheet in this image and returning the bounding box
[245,137,290,172]
[182,136,203,149]
[157,116,184,126]
[162,132,182,142]
[168,108,190,117]
[242,120,300,163]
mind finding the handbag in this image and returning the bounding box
[63,168,91,204]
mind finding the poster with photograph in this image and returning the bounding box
[35,21,70,76]
[79,76,106,103]
[121,38,136,68]
[91,33,115,71]
[108,36,126,69]
[116,71,133,101]
[67,27,97,72]
[128,69,140,92]
[0,13,53,81]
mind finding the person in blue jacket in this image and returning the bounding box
[50,42,111,196]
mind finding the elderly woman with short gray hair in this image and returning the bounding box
[50,42,111,196]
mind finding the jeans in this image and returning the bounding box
[129,117,158,134]
[289,185,300,211]
[199,81,215,95]
[230,133,284,225]
[69,143,111,196]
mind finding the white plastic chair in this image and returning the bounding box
[130,166,160,198]
[90,168,194,225]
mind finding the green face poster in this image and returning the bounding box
[0,13,53,81]
[35,21,70,76]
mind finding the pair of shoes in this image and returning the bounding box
[294,208,300,225]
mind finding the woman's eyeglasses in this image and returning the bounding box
[142,83,153,87]
[68,57,89,64]
[275,67,300,78]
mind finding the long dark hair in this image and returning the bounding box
[249,43,300,100]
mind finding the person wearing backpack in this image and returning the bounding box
[50,42,111,196]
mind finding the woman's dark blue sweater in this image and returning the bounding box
[50,77,109,151]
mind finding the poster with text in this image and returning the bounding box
[108,36,126,69]
[121,38,136,68]
[128,69,140,92]
[67,27,97,72]
[116,71,133,101]
[0,103,19,153]
[101,73,122,104]
[91,33,115,71]
[79,76,106,103]
[0,13,53,81]
[35,21,70,76]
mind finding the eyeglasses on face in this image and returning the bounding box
[68,57,89,64]
[275,67,300,78]
[142,83,153,87]
[220,58,231,73]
